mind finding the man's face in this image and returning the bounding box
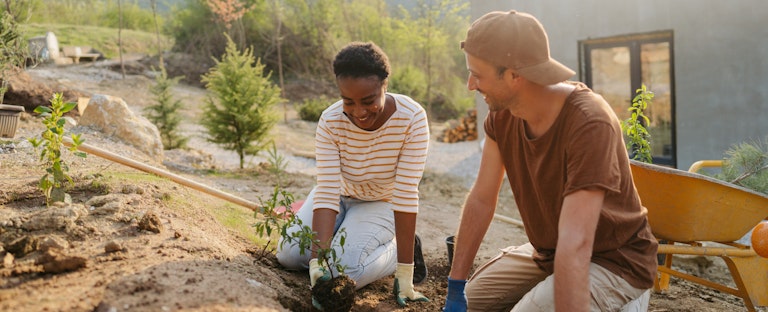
[338,75,387,130]
[465,53,516,112]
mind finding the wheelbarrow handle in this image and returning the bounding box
[688,160,723,173]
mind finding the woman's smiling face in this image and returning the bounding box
[338,75,388,130]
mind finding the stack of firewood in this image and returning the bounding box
[439,109,478,143]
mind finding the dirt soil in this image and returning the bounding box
[1,58,763,312]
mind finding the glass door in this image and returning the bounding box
[579,31,676,166]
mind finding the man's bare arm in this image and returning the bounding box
[554,188,604,311]
[448,137,506,280]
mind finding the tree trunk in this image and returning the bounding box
[274,0,286,122]
[118,0,126,79]
[151,0,163,65]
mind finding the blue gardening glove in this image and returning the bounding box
[443,278,468,311]
[309,258,331,310]
[394,263,430,307]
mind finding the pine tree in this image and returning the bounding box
[144,65,188,150]
[716,136,768,195]
[201,35,281,169]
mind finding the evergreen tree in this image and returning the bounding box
[716,136,768,195]
[201,35,281,169]
[144,64,188,150]
[0,10,28,104]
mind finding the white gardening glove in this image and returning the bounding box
[309,258,331,310]
[393,263,430,307]
[309,258,331,288]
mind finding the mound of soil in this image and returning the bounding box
[313,275,356,312]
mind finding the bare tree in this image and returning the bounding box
[271,0,287,122]
[151,0,163,65]
[118,0,126,79]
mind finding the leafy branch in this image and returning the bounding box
[253,186,295,259]
[285,223,347,279]
[253,187,347,278]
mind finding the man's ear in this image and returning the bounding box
[504,70,520,86]
[507,70,519,80]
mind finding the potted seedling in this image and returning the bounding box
[253,188,356,311]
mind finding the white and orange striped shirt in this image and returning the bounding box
[313,93,430,214]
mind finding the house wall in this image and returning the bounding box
[471,0,768,170]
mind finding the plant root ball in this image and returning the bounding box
[752,221,768,258]
[312,275,356,312]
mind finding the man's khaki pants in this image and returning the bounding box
[465,243,649,312]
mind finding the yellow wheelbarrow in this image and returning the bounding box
[630,160,768,311]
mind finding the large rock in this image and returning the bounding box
[79,94,164,161]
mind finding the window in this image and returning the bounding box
[579,30,676,167]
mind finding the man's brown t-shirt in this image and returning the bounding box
[484,82,658,289]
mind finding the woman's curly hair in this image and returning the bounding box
[332,41,390,81]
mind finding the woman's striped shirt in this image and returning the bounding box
[313,93,430,213]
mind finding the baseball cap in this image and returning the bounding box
[461,10,575,86]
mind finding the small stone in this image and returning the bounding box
[39,236,68,252]
[7,236,39,257]
[40,249,87,273]
[3,252,14,268]
[138,212,163,234]
[104,241,123,253]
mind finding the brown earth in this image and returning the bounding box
[0,58,762,311]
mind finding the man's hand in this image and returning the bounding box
[393,263,430,306]
[443,278,467,311]
[309,258,331,310]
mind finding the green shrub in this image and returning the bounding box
[298,96,331,122]
[389,65,426,104]
[145,65,188,150]
[200,35,281,169]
